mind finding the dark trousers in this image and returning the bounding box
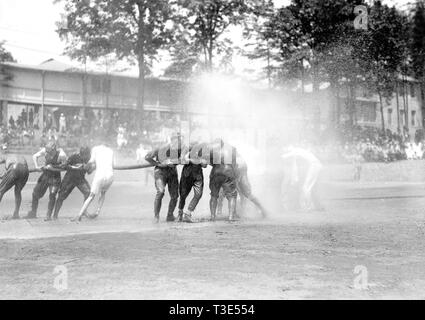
[217,167,267,217]
[53,172,91,218]
[178,168,203,212]
[209,165,237,218]
[0,163,29,218]
[29,171,61,218]
[154,167,179,218]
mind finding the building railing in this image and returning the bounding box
[1,86,182,112]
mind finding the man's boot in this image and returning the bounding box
[182,211,193,223]
[52,198,63,220]
[228,197,237,221]
[45,193,56,221]
[154,191,163,223]
[25,197,39,219]
[210,197,218,221]
[177,209,184,222]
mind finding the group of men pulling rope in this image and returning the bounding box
[0,135,269,223]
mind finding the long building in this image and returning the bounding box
[336,75,424,136]
[0,59,188,130]
[0,59,307,144]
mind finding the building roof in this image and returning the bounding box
[1,59,83,74]
[39,58,80,72]
[0,59,184,82]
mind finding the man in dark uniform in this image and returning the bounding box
[217,150,268,218]
[177,143,207,223]
[145,135,182,223]
[199,139,238,221]
[0,154,29,219]
[25,141,67,220]
[51,146,92,220]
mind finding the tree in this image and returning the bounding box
[264,0,364,128]
[163,36,201,79]
[174,0,255,72]
[0,41,16,88]
[262,5,307,90]
[356,1,408,132]
[242,0,280,87]
[0,41,15,62]
[321,33,364,126]
[56,0,175,122]
[410,0,425,126]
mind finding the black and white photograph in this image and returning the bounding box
[0,0,424,302]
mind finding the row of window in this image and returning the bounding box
[361,83,417,98]
[387,109,417,127]
[91,78,111,94]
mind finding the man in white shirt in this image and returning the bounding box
[59,113,66,134]
[73,143,114,221]
[281,146,324,212]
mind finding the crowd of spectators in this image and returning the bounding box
[0,108,180,154]
[317,125,425,163]
[4,109,425,165]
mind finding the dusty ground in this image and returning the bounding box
[1,168,425,299]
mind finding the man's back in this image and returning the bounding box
[6,155,27,170]
[91,145,114,176]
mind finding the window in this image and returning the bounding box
[362,86,369,97]
[411,110,417,126]
[400,110,405,126]
[410,83,416,98]
[355,101,376,122]
[102,78,111,94]
[91,78,101,94]
[91,77,111,94]
[387,108,392,126]
[399,83,405,96]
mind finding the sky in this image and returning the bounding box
[0,0,415,77]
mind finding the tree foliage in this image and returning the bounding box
[0,41,15,88]
[411,1,425,80]
[171,0,255,73]
[56,0,176,117]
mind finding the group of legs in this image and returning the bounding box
[0,165,110,222]
[280,161,324,212]
[153,161,267,222]
[0,162,29,219]
[215,165,268,219]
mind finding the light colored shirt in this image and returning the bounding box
[90,145,114,177]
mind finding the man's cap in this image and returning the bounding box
[80,146,90,156]
[45,141,57,151]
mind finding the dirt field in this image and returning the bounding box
[1,168,425,299]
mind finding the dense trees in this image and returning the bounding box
[411,0,425,126]
[0,41,15,88]
[56,0,176,121]
[55,0,425,127]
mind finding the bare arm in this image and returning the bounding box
[58,149,67,164]
[145,149,160,166]
[32,148,45,169]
